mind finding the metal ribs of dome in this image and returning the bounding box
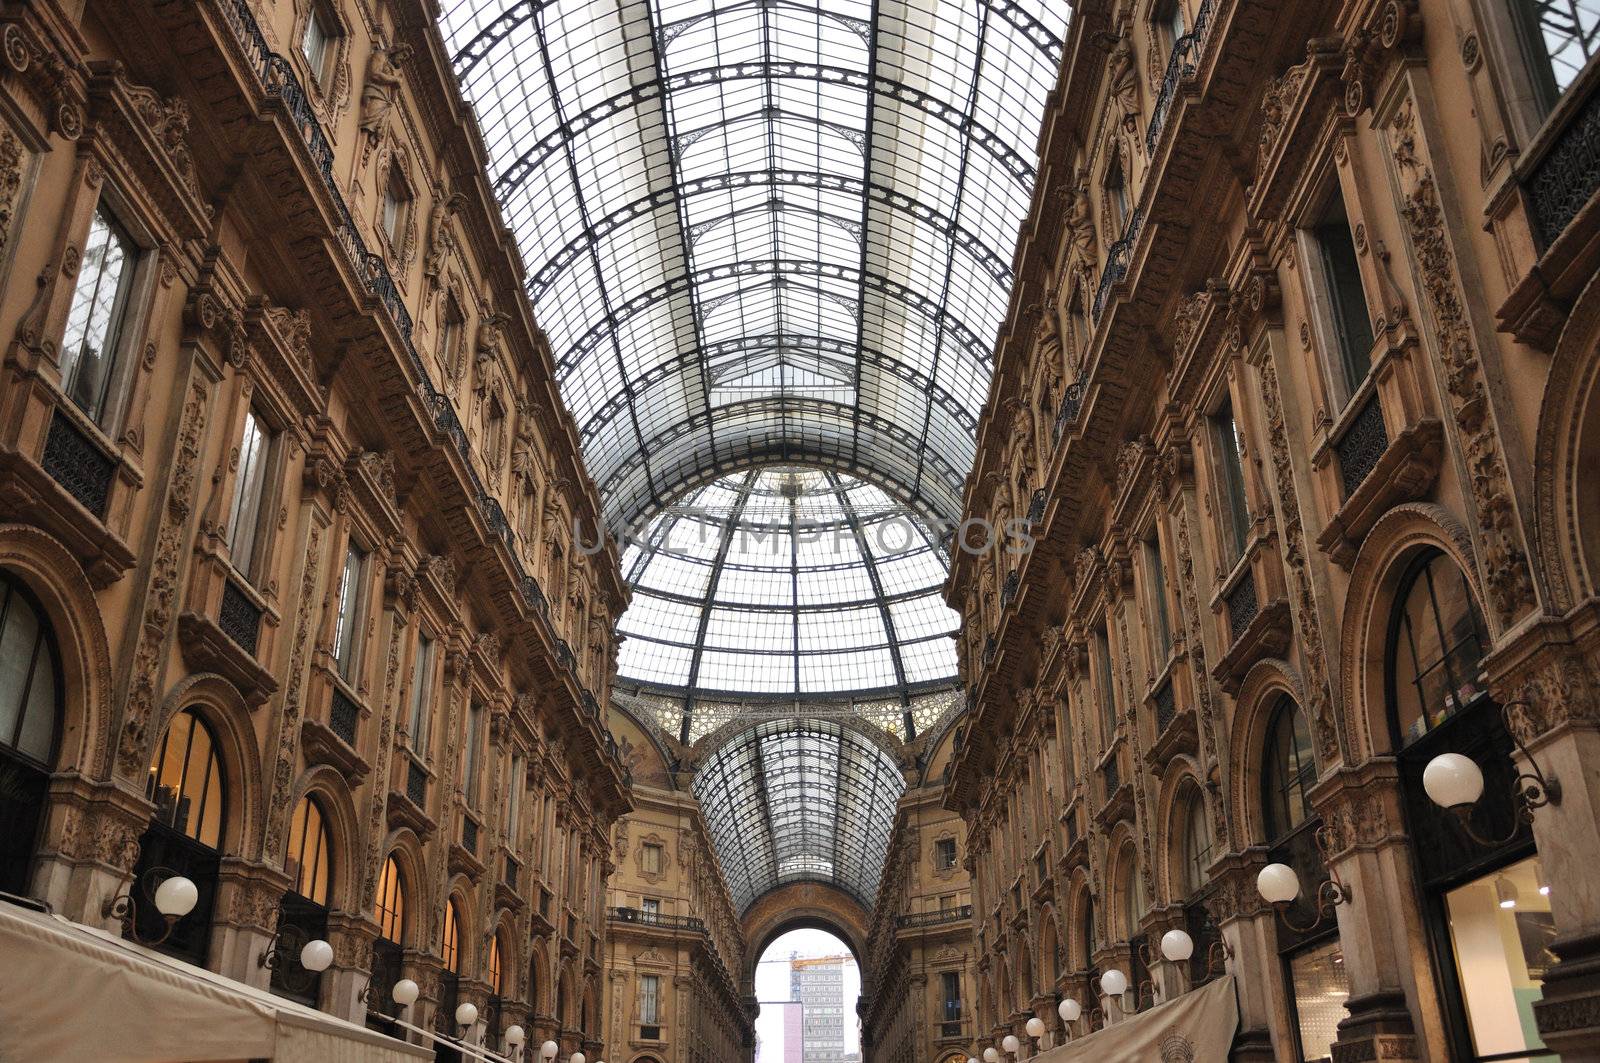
[438,0,1068,529]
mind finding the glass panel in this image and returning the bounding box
[60,205,138,425]
[1445,855,1556,1061]
[1312,194,1374,402]
[146,709,225,850]
[286,797,332,906]
[1213,402,1251,561]
[408,634,433,753]
[333,545,365,680]
[1289,940,1350,1063]
[227,409,271,576]
[1264,699,1317,843]
[640,973,659,1024]
[376,855,405,942]
[0,579,55,763]
[1523,0,1600,95]
[1391,552,1489,746]
[443,899,460,973]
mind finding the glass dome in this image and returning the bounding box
[615,465,959,704]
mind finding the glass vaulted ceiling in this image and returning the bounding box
[615,466,959,704]
[438,0,1069,528]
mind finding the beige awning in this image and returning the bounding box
[1032,975,1239,1062]
[0,899,431,1063]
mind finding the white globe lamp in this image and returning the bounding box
[391,978,420,1007]
[153,875,199,918]
[1002,1034,1020,1054]
[1424,753,1484,808]
[299,938,334,973]
[455,1002,478,1028]
[984,1048,1000,1062]
[1100,968,1128,998]
[1257,862,1301,905]
[505,1025,526,1050]
[1161,928,1195,963]
[540,1041,559,1060]
[1025,1016,1045,1039]
[1058,997,1081,1022]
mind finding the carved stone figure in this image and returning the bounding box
[359,42,411,139]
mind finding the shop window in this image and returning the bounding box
[0,573,62,896]
[1288,940,1351,1063]
[141,708,227,963]
[1389,550,1489,747]
[1443,854,1555,1061]
[1262,697,1317,842]
[375,854,406,942]
[226,408,276,579]
[60,204,141,427]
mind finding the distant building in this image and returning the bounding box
[790,955,853,1063]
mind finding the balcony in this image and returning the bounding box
[894,905,973,930]
[609,907,706,934]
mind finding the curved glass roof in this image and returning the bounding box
[615,466,959,708]
[693,717,906,911]
[438,0,1069,527]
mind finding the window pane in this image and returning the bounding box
[334,545,365,679]
[1213,404,1251,560]
[1312,195,1374,400]
[1445,855,1555,1061]
[227,410,271,575]
[1289,941,1350,1062]
[409,635,433,751]
[60,206,137,423]
[1525,0,1600,94]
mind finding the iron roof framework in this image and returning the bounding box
[439,0,1068,530]
[692,716,905,911]
[615,466,959,735]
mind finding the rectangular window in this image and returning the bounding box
[407,633,433,754]
[507,754,522,840]
[1289,941,1351,1063]
[1443,854,1551,1060]
[440,301,464,377]
[935,838,957,870]
[1308,192,1375,404]
[641,897,660,920]
[1105,159,1130,234]
[382,171,409,246]
[942,971,962,1020]
[464,703,483,806]
[302,9,332,85]
[60,205,139,425]
[1096,630,1117,743]
[1212,401,1251,563]
[226,409,273,578]
[332,543,367,681]
[1146,538,1172,664]
[642,843,663,874]
[639,973,660,1025]
[1161,0,1187,44]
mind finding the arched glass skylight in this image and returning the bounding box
[438,0,1069,528]
[615,466,958,706]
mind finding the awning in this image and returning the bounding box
[1034,975,1239,1061]
[0,899,431,1063]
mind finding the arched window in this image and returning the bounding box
[1079,894,1096,968]
[0,573,62,895]
[488,933,503,995]
[442,897,461,973]
[1388,550,1488,746]
[286,796,332,906]
[1117,843,1145,939]
[1175,785,1212,899]
[147,708,226,850]
[375,855,406,943]
[1261,697,1316,844]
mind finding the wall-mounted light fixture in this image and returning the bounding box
[257,910,333,992]
[1423,702,1561,848]
[1256,825,1353,933]
[100,844,198,947]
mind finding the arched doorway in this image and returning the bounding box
[754,928,861,1063]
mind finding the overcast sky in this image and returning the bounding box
[753,929,862,1062]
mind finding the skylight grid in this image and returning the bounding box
[440,0,1066,528]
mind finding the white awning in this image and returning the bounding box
[0,899,432,1063]
[1033,975,1239,1062]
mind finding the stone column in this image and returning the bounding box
[32,776,150,928]
[211,859,290,987]
[326,914,379,1025]
[1204,851,1283,1062]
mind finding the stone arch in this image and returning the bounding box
[1227,658,1309,848]
[443,875,476,976]
[528,937,550,1015]
[1063,868,1095,969]
[740,880,871,993]
[1154,755,1208,903]
[1340,503,1483,763]
[151,673,263,860]
[1106,824,1143,940]
[488,908,519,998]
[1535,260,1600,611]
[0,523,113,779]
[1037,903,1064,991]
[285,763,363,913]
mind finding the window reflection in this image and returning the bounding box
[1289,941,1350,1063]
[1445,855,1556,1062]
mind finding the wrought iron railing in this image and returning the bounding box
[1052,378,1086,443]
[461,815,478,856]
[1527,78,1600,249]
[1093,206,1145,321]
[895,905,973,929]
[1027,488,1047,524]
[1224,570,1259,644]
[211,0,632,776]
[1334,394,1388,499]
[1001,569,1019,608]
[1103,754,1121,798]
[218,578,262,655]
[1153,678,1177,735]
[610,906,706,932]
[328,685,360,746]
[405,756,427,807]
[1144,0,1215,154]
[41,410,115,518]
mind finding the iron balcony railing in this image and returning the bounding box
[212,0,630,780]
[1093,207,1145,322]
[610,906,707,933]
[894,905,973,929]
[1144,0,1216,154]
